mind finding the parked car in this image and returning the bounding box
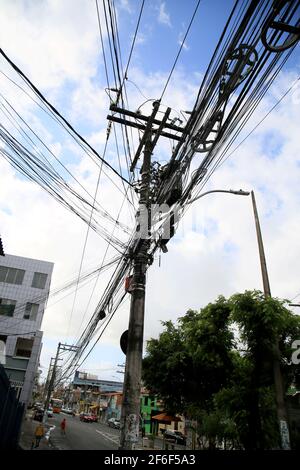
[80,413,96,423]
[33,402,43,410]
[113,419,120,429]
[33,409,44,422]
[89,414,98,423]
[164,430,186,445]
[108,417,120,428]
[62,408,73,415]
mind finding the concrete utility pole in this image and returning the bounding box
[108,100,185,450]
[44,342,61,417]
[119,102,158,450]
[42,357,55,403]
[119,140,151,448]
[251,190,291,450]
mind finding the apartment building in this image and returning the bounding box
[0,253,53,408]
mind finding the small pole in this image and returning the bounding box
[44,342,61,418]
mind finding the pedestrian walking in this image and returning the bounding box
[34,422,45,448]
[60,418,66,435]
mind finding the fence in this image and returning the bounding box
[0,363,24,449]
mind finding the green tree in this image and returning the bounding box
[142,290,300,449]
[143,297,235,414]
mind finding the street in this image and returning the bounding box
[48,414,119,450]
[47,413,186,451]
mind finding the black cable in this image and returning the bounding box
[0,256,121,333]
[160,0,202,100]
[65,138,109,340]
[95,0,136,205]
[0,48,132,187]
[95,0,111,96]
[117,0,145,98]
[0,123,129,250]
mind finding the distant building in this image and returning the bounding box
[69,371,123,414]
[73,370,123,392]
[0,253,53,408]
[101,391,123,421]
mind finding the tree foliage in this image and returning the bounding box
[142,290,300,449]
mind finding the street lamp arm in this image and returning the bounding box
[187,189,250,205]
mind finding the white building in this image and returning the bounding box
[0,253,53,408]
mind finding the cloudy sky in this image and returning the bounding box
[0,0,300,381]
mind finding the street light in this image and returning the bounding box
[190,188,290,449]
[188,188,250,205]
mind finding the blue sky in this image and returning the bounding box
[0,0,300,381]
[114,0,236,76]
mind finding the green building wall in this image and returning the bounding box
[140,395,161,435]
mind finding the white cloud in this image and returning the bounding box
[1,0,300,382]
[0,0,102,91]
[119,0,132,14]
[70,78,109,126]
[158,2,171,27]
[135,32,147,45]
[177,33,189,51]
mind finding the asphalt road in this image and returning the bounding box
[47,413,186,451]
[48,414,120,450]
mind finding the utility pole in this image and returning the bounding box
[108,100,185,450]
[44,342,79,419]
[42,357,55,403]
[251,190,290,450]
[117,363,125,375]
[44,342,61,418]
[119,101,158,450]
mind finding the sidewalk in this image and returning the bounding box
[19,412,55,451]
[141,435,187,451]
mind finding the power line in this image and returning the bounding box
[160,0,202,100]
[215,74,300,171]
[119,0,145,96]
[0,47,132,187]
[65,138,109,341]
[0,255,121,334]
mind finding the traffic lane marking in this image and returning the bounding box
[95,429,119,444]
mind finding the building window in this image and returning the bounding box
[0,298,16,317]
[0,335,6,364]
[31,272,48,289]
[24,303,39,321]
[0,266,25,285]
[15,337,34,358]
[10,381,23,399]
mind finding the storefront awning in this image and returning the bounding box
[152,413,181,423]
